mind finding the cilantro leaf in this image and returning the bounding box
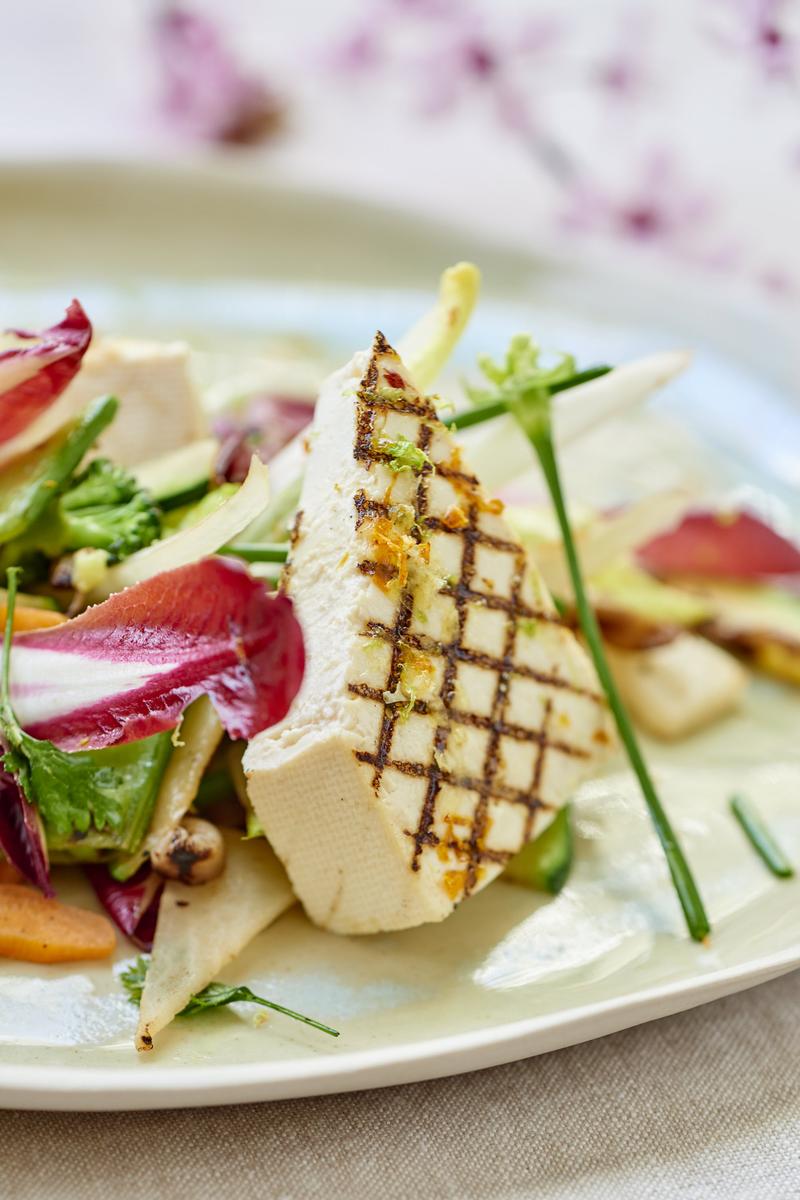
[122,956,339,1037]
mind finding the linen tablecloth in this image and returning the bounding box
[3,970,797,1200]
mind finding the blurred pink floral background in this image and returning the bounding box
[3,0,799,305]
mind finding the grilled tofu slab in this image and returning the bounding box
[245,334,613,933]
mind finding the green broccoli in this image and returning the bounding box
[1,458,161,573]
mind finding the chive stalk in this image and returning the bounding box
[451,366,609,431]
[730,794,795,879]
[477,337,710,942]
[222,543,289,563]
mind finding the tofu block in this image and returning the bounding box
[245,334,614,934]
[606,633,748,740]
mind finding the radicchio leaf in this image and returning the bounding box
[8,556,304,750]
[0,300,92,450]
[639,510,800,581]
[212,394,315,483]
[0,767,53,896]
[85,863,162,950]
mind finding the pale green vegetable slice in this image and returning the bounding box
[397,261,481,391]
[136,831,295,1050]
[111,696,223,881]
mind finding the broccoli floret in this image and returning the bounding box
[57,459,161,560]
[1,458,161,571]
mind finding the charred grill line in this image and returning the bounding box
[525,698,553,841]
[353,342,437,799]
[407,420,448,866]
[465,544,528,895]
[349,333,605,887]
[422,517,519,555]
[362,622,602,704]
[354,490,391,528]
[408,497,481,873]
[347,682,589,758]
[278,509,304,595]
[368,590,414,793]
[440,581,565,628]
[357,559,399,583]
[357,739,556,806]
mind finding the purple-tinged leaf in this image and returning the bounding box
[0,768,53,896]
[8,557,305,751]
[212,394,315,482]
[85,864,162,950]
[0,300,92,451]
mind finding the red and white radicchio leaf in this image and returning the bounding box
[638,510,800,582]
[8,557,304,751]
[0,300,92,451]
[85,863,162,950]
[0,768,53,896]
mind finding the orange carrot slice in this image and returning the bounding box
[0,603,68,632]
[0,884,116,962]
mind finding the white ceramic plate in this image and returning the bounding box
[0,163,796,1112]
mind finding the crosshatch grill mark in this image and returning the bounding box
[278,509,304,595]
[346,333,607,893]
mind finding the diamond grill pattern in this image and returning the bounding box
[345,333,606,895]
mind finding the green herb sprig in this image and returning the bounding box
[121,956,339,1037]
[476,337,710,943]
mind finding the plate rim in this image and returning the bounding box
[2,944,797,1109]
[0,159,796,1109]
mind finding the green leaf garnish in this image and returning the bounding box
[476,339,711,943]
[1,569,171,859]
[376,435,434,474]
[730,794,795,879]
[121,956,339,1038]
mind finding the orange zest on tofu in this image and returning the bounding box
[0,604,67,632]
[442,869,467,900]
[0,885,116,963]
[369,516,412,591]
[441,505,469,531]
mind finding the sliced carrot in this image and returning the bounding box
[0,862,25,886]
[0,603,68,632]
[0,884,116,963]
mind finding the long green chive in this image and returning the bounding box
[730,794,795,879]
[451,365,610,431]
[222,542,289,563]
[478,337,710,942]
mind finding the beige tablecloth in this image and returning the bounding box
[3,970,798,1199]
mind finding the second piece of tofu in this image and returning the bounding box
[63,337,206,466]
[606,633,748,740]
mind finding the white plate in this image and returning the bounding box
[0,162,796,1111]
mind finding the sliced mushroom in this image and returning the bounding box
[150,817,226,886]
